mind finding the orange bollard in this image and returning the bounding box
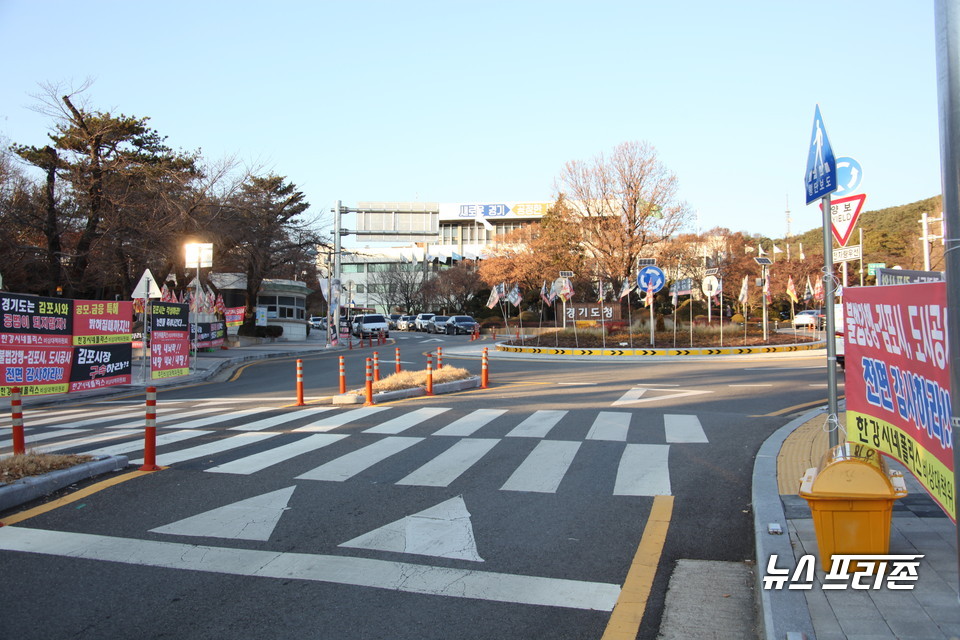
[395,347,402,374]
[10,386,25,455]
[339,356,347,394]
[481,347,489,389]
[437,346,443,369]
[295,359,305,406]
[364,358,375,406]
[373,351,381,382]
[139,386,160,471]
[425,355,434,395]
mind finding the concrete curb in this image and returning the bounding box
[333,376,482,405]
[496,341,825,358]
[753,409,822,640]
[0,455,130,514]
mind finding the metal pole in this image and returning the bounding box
[332,200,343,346]
[761,265,769,342]
[934,0,960,589]
[821,191,840,448]
[859,228,865,286]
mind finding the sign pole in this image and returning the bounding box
[935,0,960,585]
[821,191,840,448]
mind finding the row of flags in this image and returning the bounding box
[745,243,808,261]
[491,273,829,311]
[738,275,825,305]
[154,283,227,315]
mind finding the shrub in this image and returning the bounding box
[480,318,504,329]
[731,313,745,324]
[519,310,538,322]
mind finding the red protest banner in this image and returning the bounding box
[843,282,954,520]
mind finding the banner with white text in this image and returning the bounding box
[844,282,954,520]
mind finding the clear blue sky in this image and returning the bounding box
[0,1,942,242]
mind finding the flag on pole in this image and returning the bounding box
[814,277,824,302]
[745,246,755,254]
[485,285,501,309]
[597,280,605,303]
[786,276,799,303]
[773,245,783,254]
[804,276,814,302]
[558,278,574,302]
[507,284,522,307]
[645,282,654,308]
[540,281,551,305]
[619,278,635,299]
[738,275,749,304]
[758,244,767,256]
[671,283,678,307]
[763,275,771,303]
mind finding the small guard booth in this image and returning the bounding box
[799,443,908,571]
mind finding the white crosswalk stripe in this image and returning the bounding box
[5,405,710,497]
[363,407,450,435]
[433,409,507,437]
[131,432,279,466]
[586,411,631,441]
[505,410,566,438]
[501,440,581,493]
[664,414,708,443]
[207,433,347,475]
[296,436,424,482]
[397,438,499,487]
[294,406,390,432]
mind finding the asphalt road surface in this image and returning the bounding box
[0,337,841,639]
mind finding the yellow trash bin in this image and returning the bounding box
[799,443,908,571]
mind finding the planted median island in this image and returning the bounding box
[498,319,821,349]
[346,366,473,395]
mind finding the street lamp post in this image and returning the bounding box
[184,242,213,372]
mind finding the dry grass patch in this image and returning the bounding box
[348,366,473,394]
[0,452,94,485]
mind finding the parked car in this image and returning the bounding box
[309,316,327,330]
[387,314,402,329]
[414,313,435,331]
[793,309,825,330]
[444,315,478,335]
[427,316,449,333]
[396,315,416,331]
[352,313,390,338]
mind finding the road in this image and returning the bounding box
[0,334,842,639]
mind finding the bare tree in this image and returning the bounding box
[555,140,692,286]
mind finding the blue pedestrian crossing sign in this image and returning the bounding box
[804,104,837,205]
[637,265,665,293]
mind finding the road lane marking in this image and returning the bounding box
[397,438,499,487]
[207,434,348,475]
[296,436,423,482]
[586,412,631,442]
[433,409,508,437]
[0,526,620,610]
[150,486,297,541]
[132,432,278,466]
[363,407,450,434]
[614,445,671,496]
[500,440,581,493]
[602,495,674,639]
[664,415,708,443]
[505,410,566,438]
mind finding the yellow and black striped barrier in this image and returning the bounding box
[496,341,825,357]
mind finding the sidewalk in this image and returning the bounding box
[757,410,960,640]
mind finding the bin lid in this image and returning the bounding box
[799,443,901,499]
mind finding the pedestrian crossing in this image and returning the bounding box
[2,403,712,496]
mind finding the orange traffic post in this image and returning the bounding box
[395,347,402,374]
[10,386,25,455]
[373,351,381,382]
[364,358,375,406]
[481,347,489,389]
[425,355,434,395]
[339,355,347,394]
[437,346,443,369]
[139,386,160,471]
[295,358,305,406]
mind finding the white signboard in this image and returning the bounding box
[833,244,862,263]
[438,202,551,222]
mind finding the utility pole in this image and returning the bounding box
[918,211,945,271]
